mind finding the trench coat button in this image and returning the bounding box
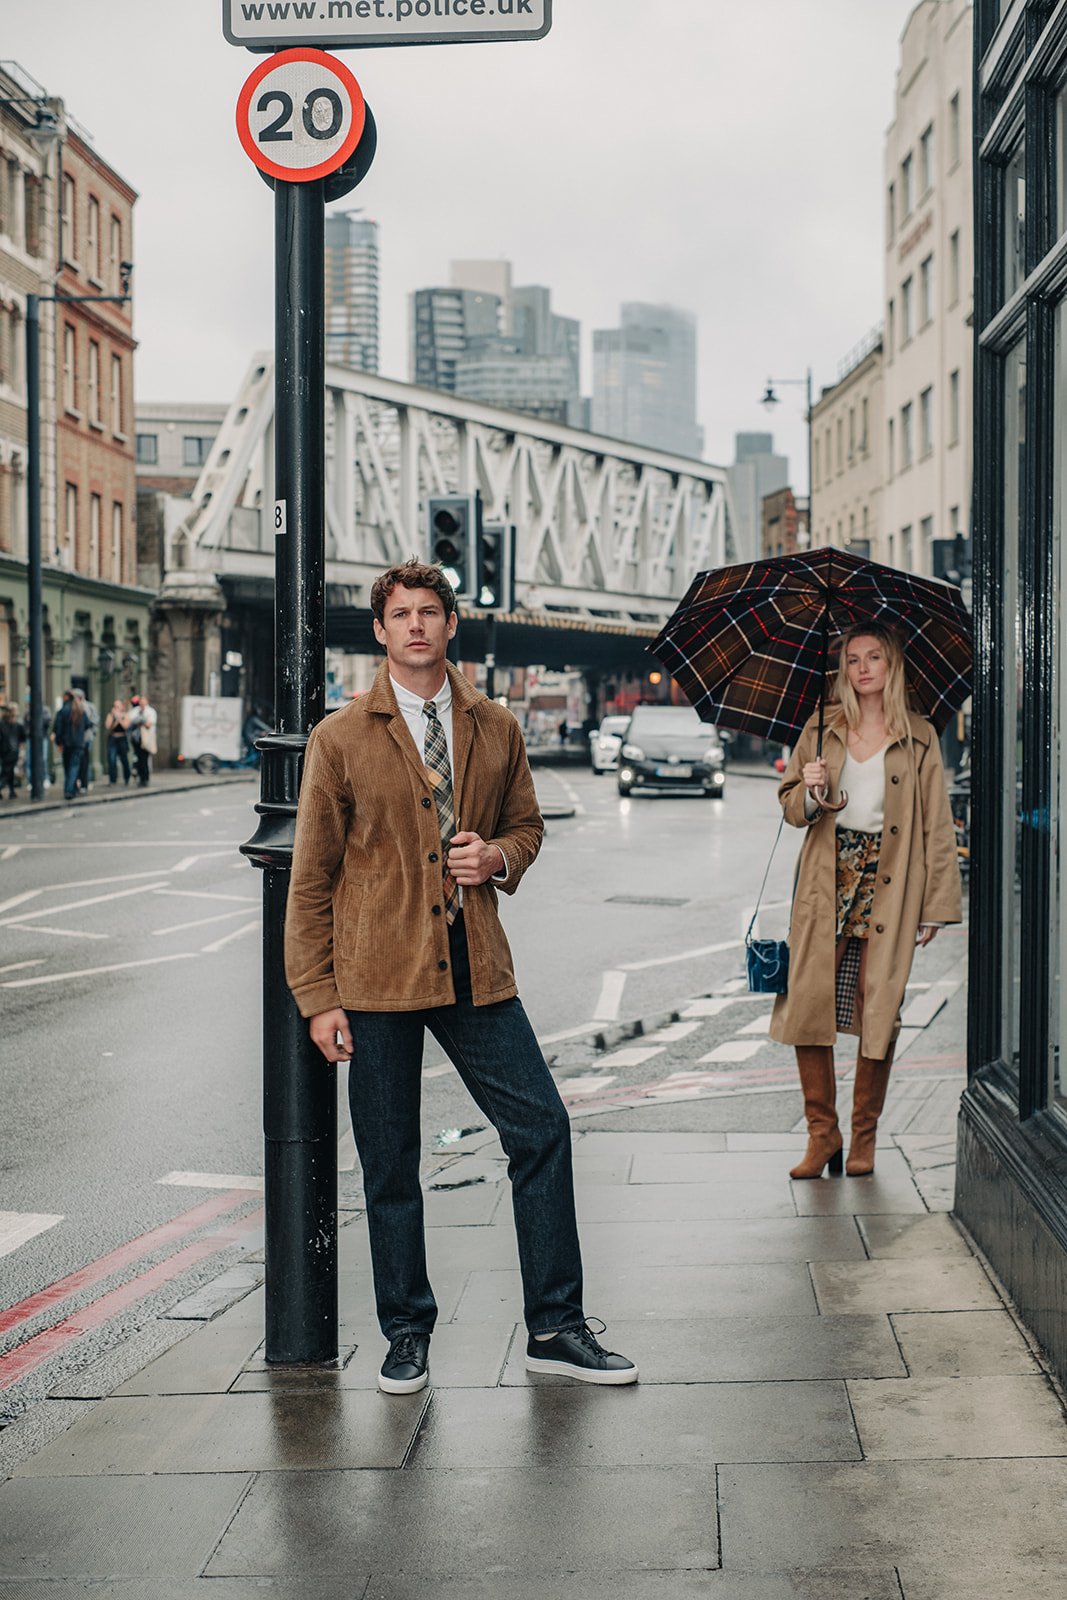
[890,825,899,835]
[429,851,438,863]
[432,905,442,916]
[422,796,432,808]
[438,959,448,971]
[891,775,900,784]
[875,923,885,934]
[882,875,891,884]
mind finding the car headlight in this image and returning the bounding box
[621,743,644,760]
[713,769,725,785]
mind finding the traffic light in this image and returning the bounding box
[476,523,515,611]
[932,535,971,587]
[427,494,479,601]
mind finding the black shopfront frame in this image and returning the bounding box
[957,0,1067,1382]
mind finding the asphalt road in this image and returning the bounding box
[0,764,800,1406]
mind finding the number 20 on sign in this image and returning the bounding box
[236,48,366,183]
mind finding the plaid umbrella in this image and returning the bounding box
[650,546,972,750]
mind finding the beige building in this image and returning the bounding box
[810,331,885,559]
[882,0,973,576]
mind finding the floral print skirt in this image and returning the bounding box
[835,828,882,1032]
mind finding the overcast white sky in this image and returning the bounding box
[5,0,916,481]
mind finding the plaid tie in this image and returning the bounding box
[423,700,460,925]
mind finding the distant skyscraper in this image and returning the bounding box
[592,303,703,458]
[324,210,379,373]
[411,286,503,392]
[726,432,790,564]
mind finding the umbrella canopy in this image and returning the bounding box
[650,546,972,746]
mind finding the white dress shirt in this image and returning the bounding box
[834,745,889,833]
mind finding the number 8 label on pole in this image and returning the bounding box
[237,48,366,183]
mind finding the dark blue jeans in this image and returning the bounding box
[107,739,130,784]
[347,914,584,1341]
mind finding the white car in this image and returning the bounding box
[589,715,631,775]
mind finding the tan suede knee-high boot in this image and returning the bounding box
[790,1047,843,1179]
[846,1047,895,1175]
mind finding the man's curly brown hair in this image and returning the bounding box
[370,558,457,624]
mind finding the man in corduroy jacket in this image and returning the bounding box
[285,559,636,1395]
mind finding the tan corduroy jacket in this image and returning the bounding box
[284,660,544,1017]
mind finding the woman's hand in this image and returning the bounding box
[916,925,939,948]
[802,758,829,797]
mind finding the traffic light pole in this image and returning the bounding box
[241,176,337,1365]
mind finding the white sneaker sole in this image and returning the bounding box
[525,1355,638,1385]
[378,1368,429,1395]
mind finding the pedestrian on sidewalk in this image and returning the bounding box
[770,625,961,1178]
[0,702,24,798]
[52,690,88,801]
[127,693,157,786]
[74,691,98,794]
[286,558,637,1395]
[105,698,131,785]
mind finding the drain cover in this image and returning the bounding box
[606,895,689,907]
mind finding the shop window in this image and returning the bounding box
[1054,300,1067,1103]
[1005,140,1026,299]
[1003,338,1027,1069]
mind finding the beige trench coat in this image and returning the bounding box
[284,661,543,1016]
[769,707,962,1060]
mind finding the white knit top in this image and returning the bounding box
[834,745,890,834]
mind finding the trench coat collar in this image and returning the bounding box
[362,659,482,813]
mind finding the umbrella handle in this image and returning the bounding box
[816,785,850,814]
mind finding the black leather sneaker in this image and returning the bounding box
[378,1331,430,1394]
[525,1319,638,1385]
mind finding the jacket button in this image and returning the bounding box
[422,796,432,808]
[432,905,442,916]
[890,826,899,835]
[882,875,891,884]
[875,924,885,934]
[891,775,900,784]
[429,852,438,863]
[438,959,448,972]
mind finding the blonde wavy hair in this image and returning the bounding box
[832,623,912,742]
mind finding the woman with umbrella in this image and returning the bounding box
[769,622,961,1177]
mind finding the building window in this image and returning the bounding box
[109,215,122,293]
[901,402,914,468]
[861,397,869,453]
[920,124,934,196]
[813,437,820,491]
[901,524,913,570]
[63,324,77,413]
[23,173,40,257]
[920,255,934,326]
[887,182,896,240]
[111,501,123,582]
[61,173,76,264]
[111,355,123,435]
[64,483,77,557]
[88,340,101,426]
[949,369,961,447]
[950,91,961,169]
[901,276,914,342]
[920,386,934,457]
[888,416,895,478]
[836,419,843,473]
[89,492,101,578]
[87,196,101,281]
[921,514,934,573]
[135,433,158,465]
[887,298,895,359]
[1005,140,1026,299]
[182,436,213,468]
[901,151,914,217]
[888,531,896,567]
[848,407,855,461]
[949,230,961,306]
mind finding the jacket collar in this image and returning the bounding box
[363,658,483,717]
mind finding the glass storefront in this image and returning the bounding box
[1054,303,1067,1104]
[1002,340,1026,1069]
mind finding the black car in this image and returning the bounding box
[617,705,726,797]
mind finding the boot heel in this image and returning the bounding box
[827,1148,844,1176]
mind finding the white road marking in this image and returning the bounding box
[559,1075,618,1096]
[0,1212,64,1256]
[7,925,109,940]
[601,1046,665,1068]
[593,969,627,1020]
[0,890,42,916]
[0,881,169,927]
[1,953,198,988]
[681,998,737,1018]
[153,907,258,937]
[158,1171,265,1192]
[11,841,246,849]
[336,1127,357,1172]
[201,920,258,953]
[1,845,21,860]
[737,1013,774,1035]
[539,1020,601,1044]
[642,1021,702,1043]
[698,1040,765,1063]
[154,888,258,905]
[620,938,739,972]
[423,1063,454,1079]
[171,852,234,873]
[0,959,46,975]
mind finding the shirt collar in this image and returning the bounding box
[390,673,451,718]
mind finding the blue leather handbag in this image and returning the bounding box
[744,818,789,995]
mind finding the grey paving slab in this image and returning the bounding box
[233,1322,517,1391]
[452,1262,819,1323]
[811,1257,1002,1315]
[857,1213,971,1259]
[891,1310,1042,1377]
[718,1459,1067,1575]
[0,1584,370,1600]
[791,1171,927,1216]
[631,1150,859,1185]
[407,1382,859,1468]
[725,1133,808,1151]
[362,1570,904,1599]
[0,1474,253,1581]
[206,1467,719,1576]
[572,1131,729,1153]
[339,1223,520,1273]
[423,1184,505,1226]
[571,1154,634,1183]
[577,1216,866,1266]
[113,1310,265,1396]
[337,1266,469,1324]
[847,1375,1067,1459]
[501,1315,906,1386]
[898,1563,1058,1600]
[566,1181,798,1223]
[15,1390,429,1476]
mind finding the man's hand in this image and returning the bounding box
[309,1008,353,1063]
[447,831,505,887]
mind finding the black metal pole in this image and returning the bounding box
[241,177,336,1364]
[484,611,497,700]
[26,294,44,803]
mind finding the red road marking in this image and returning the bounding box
[0,1189,259,1341]
[0,1206,264,1390]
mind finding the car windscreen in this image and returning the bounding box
[628,708,706,736]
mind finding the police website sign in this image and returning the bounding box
[223,0,552,51]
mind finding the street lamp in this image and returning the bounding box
[761,368,813,552]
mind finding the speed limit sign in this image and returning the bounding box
[236,48,366,184]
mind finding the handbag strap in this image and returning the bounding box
[745,815,786,947]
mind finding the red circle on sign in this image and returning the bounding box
[236,48,366,184]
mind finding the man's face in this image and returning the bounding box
[373,586,457,675]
